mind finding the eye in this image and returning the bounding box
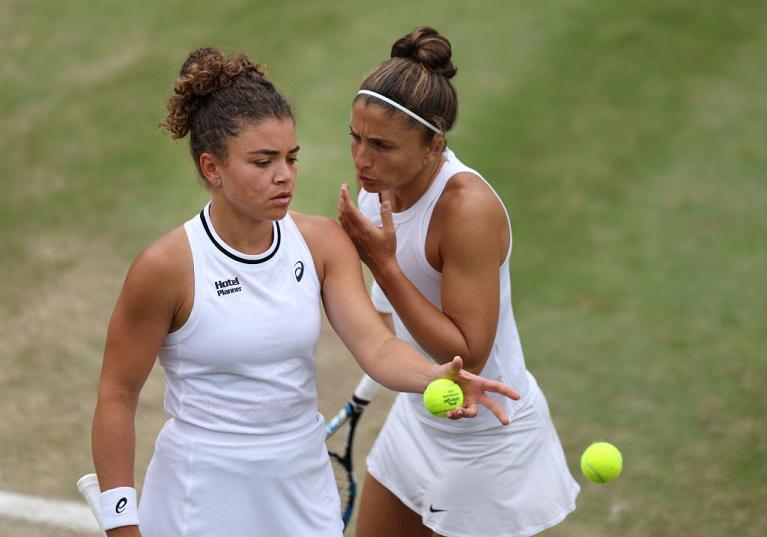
[253,160,271,168]
[349,130,361,142]
[373,140,392,151]
[287,156,299,165]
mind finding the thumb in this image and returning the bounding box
[447,356,463,377]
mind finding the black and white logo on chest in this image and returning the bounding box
[294,261,304,282]
[214,277,242,296]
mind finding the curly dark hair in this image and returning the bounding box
[161,47,293,183]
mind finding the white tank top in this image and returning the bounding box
[359,148,530,431]
[158,202,323,435]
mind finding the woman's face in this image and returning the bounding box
[349,100,441,194]
[203,117,299,221]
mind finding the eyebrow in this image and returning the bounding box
[348,126,394,145]
[248,145,300,156]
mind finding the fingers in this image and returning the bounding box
[479,394,511,425]
[447,403,477,420]
[380,200,395,238]
[484,380,521,401]
[338,183,354,218]
[338,183,366,234]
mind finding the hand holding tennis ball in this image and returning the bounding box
[580,442,623,483]
[423,378,464,418]
[426,356,521,424]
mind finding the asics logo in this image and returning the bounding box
[115,497,128,514]
[294,261,304,282]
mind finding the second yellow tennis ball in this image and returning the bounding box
[580,442,623,483]
[423,378,464,418]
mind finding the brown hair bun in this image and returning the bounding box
[161,47,293,184]
[390,26,457,80]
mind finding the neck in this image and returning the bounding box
[390,155,445,212]
[208,197,275,255]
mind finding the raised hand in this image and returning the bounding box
[337,183,397,275]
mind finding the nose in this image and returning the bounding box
[353,143,372,171]
[274,161,293,184]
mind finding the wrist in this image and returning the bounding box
[100,486,139,531]
[107,527,140,536]
[423,363,444,391]
[373,261,402,293]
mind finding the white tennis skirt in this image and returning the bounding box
[367,372,580,537]
[138,414,343,537]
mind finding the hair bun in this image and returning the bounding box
[163,47,268,139]
[390,27,457,79]
[177,47,267,99]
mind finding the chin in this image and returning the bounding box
[359,181,384,193]
[272,206,290,220]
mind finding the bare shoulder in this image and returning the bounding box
[131,226,190,278]
[437,171,508,230]
[110,225,191,329]
[290,211,343,241]
[122,226,191,307]
[290,211,357,281]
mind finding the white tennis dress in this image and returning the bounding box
[359,149,580,537]
[138,202,343,537]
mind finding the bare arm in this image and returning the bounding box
[295,213,518,421]
[300,213,438,392]
[92,231,188,535]
[338,176,508,374]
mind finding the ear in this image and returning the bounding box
[425,133,446,161]
[199,152,222,188]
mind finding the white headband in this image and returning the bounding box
[356,90,443,134]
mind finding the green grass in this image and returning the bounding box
[1,1,765,535]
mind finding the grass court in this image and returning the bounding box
[1,1,765,535]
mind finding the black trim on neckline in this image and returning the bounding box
[199,211,281,264]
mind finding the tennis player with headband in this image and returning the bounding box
[91,47,521,537]
[338,27,580,537]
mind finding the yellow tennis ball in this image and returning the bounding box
[581,442,623,483]
[423,378,464,418]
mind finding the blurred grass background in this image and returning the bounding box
[1,0,765,535]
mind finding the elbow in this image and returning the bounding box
[460,355,490,375]
[96,382,141,417]
[446,344,491,375]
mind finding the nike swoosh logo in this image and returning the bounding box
[429,505,446,513]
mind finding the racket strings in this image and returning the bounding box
[329,454,354,520]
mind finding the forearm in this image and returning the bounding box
[361,335,441,393]
[374,266,486,372]
[92,395,138,490]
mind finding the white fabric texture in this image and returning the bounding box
[367,373,579,537]
[100,487,138,531]
[139,417,343,537]
[159,203,323,435]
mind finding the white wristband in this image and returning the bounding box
[100,487,139,531]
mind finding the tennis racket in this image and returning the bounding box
[76,374,380,533]
[326,374,380,530]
